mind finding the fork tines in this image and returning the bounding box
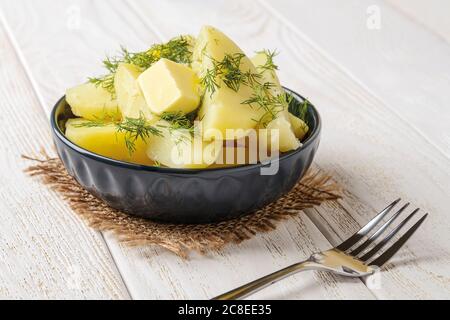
[337,199,428,267]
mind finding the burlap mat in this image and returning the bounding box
[24,153,340,258]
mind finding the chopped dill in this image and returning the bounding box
[160,111,195,133]
[73,118,108,129]
[256,49,279,72]
[88,74,116,95]
[153,160,162,167]
[201,53,261,96]
[74,113,162,155]
[89,36,193,95]
[242,82,287,127]
[117,116,162,154]
[287,93,310,123]
[200,68,220,96]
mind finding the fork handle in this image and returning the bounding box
[213,259,319,300]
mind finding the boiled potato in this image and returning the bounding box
[64,26,309,169]
[251,52,300,152]
[289,113,309,140]
[146,120,222,169]
[114,63,153,120]
[65,118,154,166]
[212,139,254,168]
[66,82,120,120]
[265,117,301,152]
[199,89,266,141]
[251,51,289,119]
[138,59,201,115]
[251,51,283,93]
[194,26,266,140]
[114,63,141,110]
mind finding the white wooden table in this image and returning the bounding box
[0,0,449,300]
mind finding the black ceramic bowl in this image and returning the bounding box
[51,88,321,224]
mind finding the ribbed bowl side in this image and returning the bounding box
[51,89,321,224]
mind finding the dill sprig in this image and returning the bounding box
[287,93,310,123]
[200,69,220,96]
[201,53,261,96]
[242,82,288,127]
[158,111,199,146]
[73,118,108,129]
[160,111,195,133]
[256,49,279,72]
[117,116,162,154]
[88,74,115,95]
[74,114,162,155]
[153,160,162,167]
[89,36,193,95]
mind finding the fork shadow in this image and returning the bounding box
[256,271,363,300]
[377,253,442,269]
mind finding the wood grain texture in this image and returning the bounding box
[254,0,450,299]
[268,0,450,159]
[0,21,129,299]
[128,0,450,299]
[386,0,450,43]
[0,0,449,299]
[0,0,374,299]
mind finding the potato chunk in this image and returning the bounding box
[194,26,266,140]
[251,52,300,152]
[138,59,200,115]
[66,83,120,120]
[114,63,153,120]
[65,118,154,166]
[289,113,309,140]
[146,120,222,169]
[115,63,141,110]
[199,87,265,141]
[265,116,301,153]
[251,51,283,92]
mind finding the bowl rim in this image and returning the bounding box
[51,87,321,174]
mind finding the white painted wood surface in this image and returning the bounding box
[386,0,450,44]
[0,0,448,299]
[0,21,129,300]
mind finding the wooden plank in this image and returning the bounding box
[128,0,450,299]
[254,0,450,299]
[104,215,375,300]
[386,0,450,43]
[0,0,375,299]
[265,0,450,159]
[0,21,129,299]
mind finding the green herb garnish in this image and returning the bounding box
[74,113,162,155]
[117,116,163,154]
[160,111,196,133]
[201,53,261,96]
[287,93,310,123]
[242,82,288,127]
[256,49,279,72]
[153,160,162,167]
[89,36,193,95]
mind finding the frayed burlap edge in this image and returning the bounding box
[23,152,341,258]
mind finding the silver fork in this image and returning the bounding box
[214,199,428,300]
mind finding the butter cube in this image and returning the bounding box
[137,58,200,115]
